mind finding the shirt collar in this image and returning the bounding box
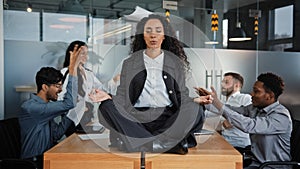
[30,93,47,103]
[230,91,241,98]
[262,101,280,113]
[143,50,164,65]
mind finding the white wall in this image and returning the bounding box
[1,2,4,119]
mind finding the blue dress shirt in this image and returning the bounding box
[223,101,292,168]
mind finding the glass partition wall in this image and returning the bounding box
[3,0,300,121]
[3,5,219,118]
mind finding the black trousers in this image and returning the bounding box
[98,99,204,150]
[235,145,253,168]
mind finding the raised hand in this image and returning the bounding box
[69,44,82,76]
[89,89,112,103]
[194,87,212,96]
[210,86,223,110]
[193,95,213,105]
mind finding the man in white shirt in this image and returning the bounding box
[220,72,252,149]
[201,72,251,150]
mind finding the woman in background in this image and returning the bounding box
[58,40,105,135]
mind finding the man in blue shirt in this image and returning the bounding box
[18,45,82,169]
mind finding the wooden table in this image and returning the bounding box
[44,132,242,169]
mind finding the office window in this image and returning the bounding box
[275,5,293,39]
[268,5,293,51]
[269,5,293,40]
[4,10,40,41]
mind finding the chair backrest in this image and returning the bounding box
[291,119,300,168]
[0,118,38,169]
[0,118,21,159]
[258,118,300,169]
[0,159,37,169]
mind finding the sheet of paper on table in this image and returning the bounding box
[78,133,109,140]
[194,129,215,135]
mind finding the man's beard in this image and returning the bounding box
[221,86,234,97]
[47,93,58,102]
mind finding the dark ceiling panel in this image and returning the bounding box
[5,0,263,19]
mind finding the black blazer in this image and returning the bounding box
[113,50,193,112]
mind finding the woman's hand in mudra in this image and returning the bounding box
[193,95,213,105]
[89,89,112,103]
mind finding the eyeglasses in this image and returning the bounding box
[51,83,63,89]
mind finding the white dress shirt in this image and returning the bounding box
[58,67,104,125]
[134,50,172,108]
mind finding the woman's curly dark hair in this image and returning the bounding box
[130,14,190,70]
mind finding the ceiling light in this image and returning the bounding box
[27,3,32,12]
[229,0,251,42]
[205,41,219,45]
[59,17,87,23]
[229,22,252,41]
[50,25,74,29]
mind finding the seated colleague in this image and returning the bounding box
[89,14,212,154]
[201,72,252,150]
[18,45,81,169]
[58,40,105,135]
[195,72,292,169]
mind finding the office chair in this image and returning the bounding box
[258,119,300,169]
[0,118,37,169]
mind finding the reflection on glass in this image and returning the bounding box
[43,13,87,42]
[222,19,228,48]
[270,43,293,51]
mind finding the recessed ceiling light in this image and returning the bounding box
[50,24,74,29]
[59,17,87,23]
[205,41,219,45]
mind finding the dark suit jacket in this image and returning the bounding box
[113,50,196,114]
[106,50,204,142]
